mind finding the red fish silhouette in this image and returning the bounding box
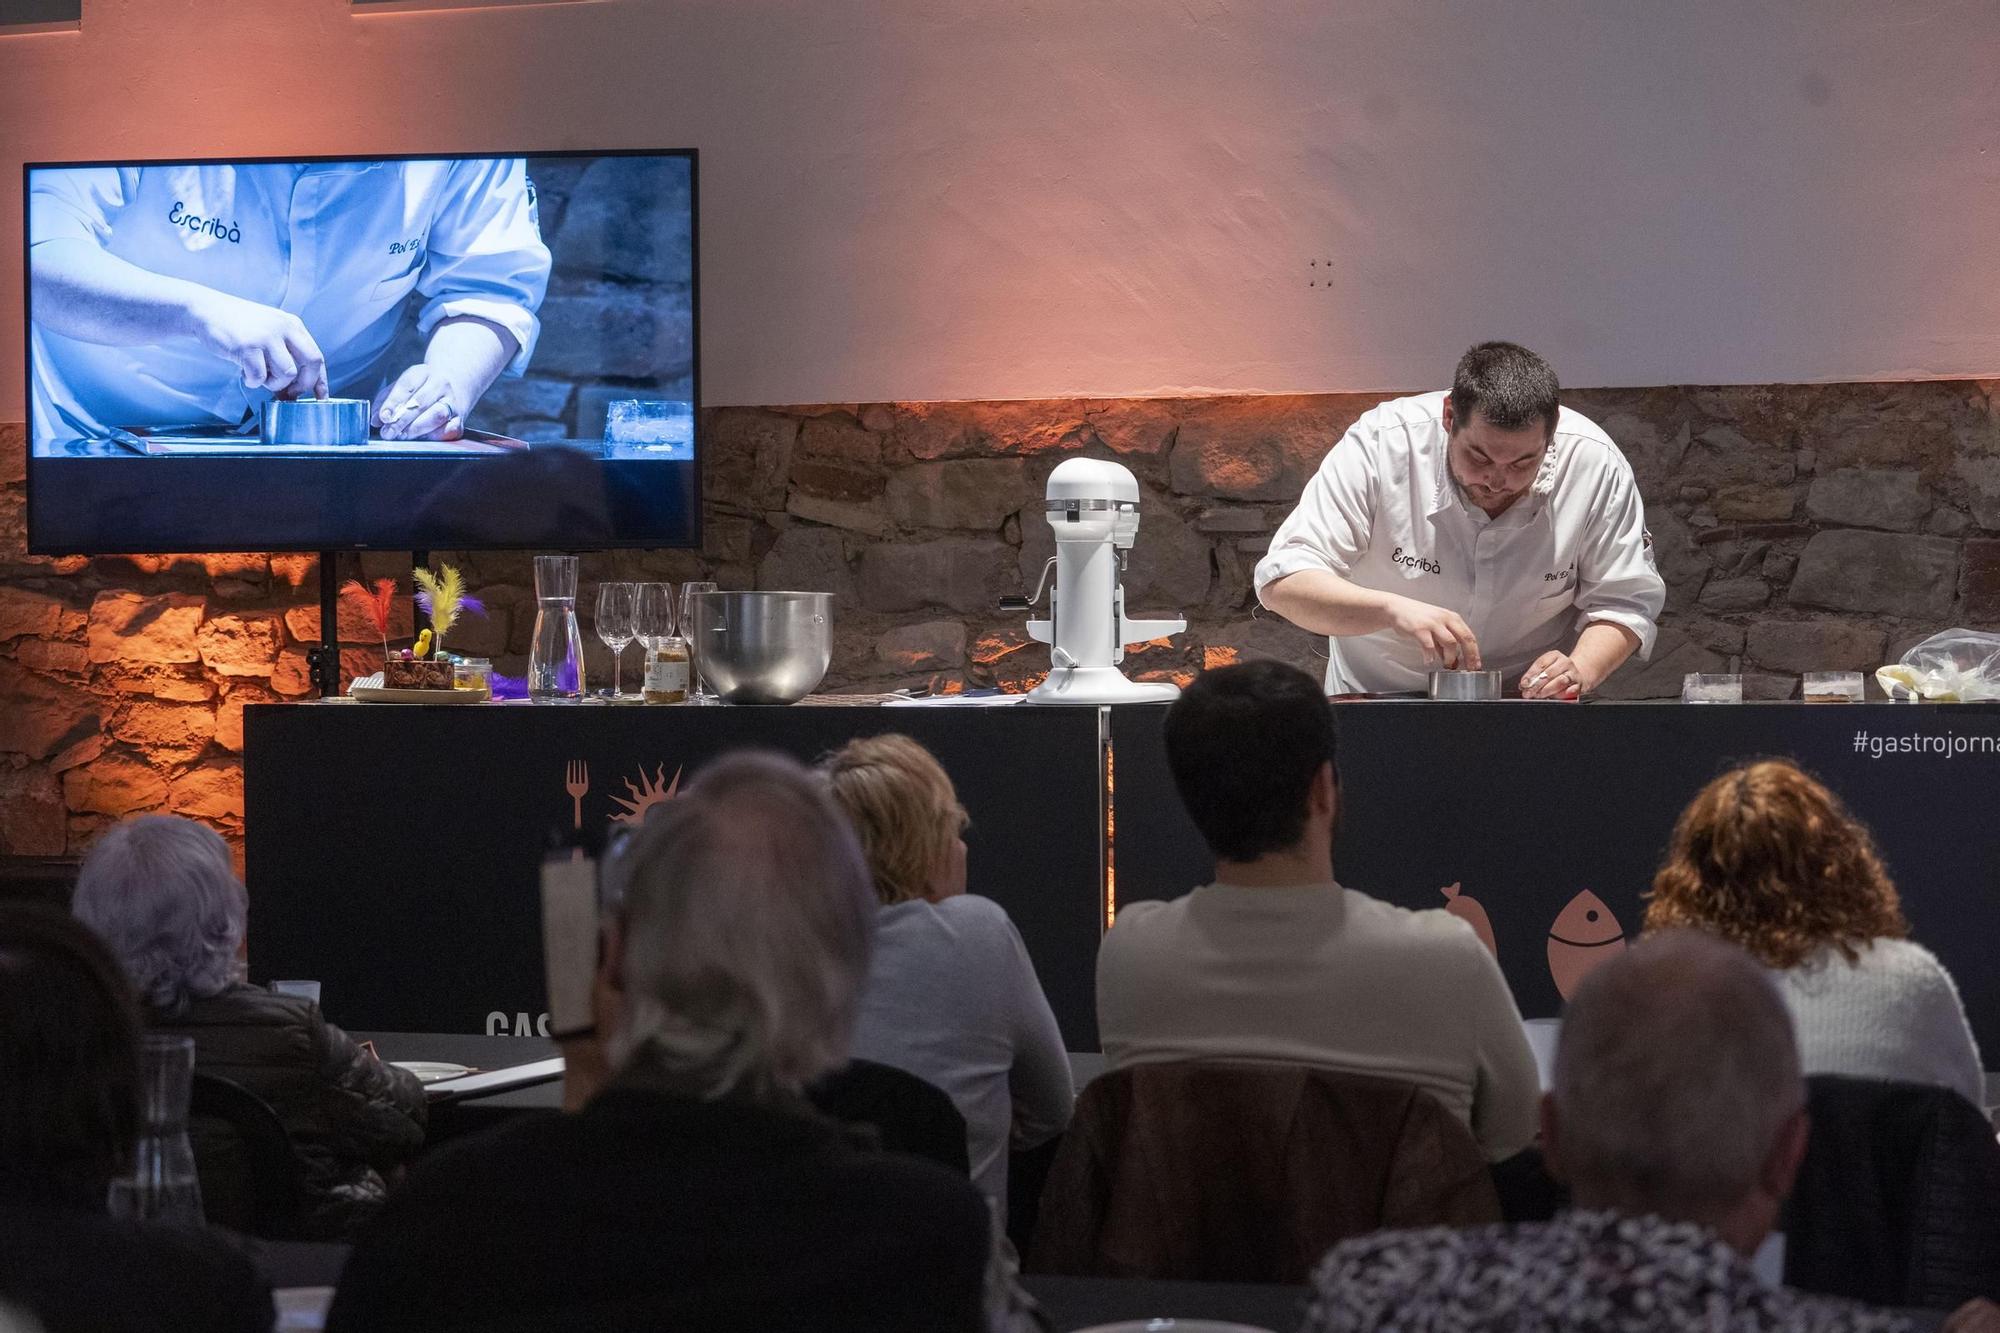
[1441,882,1497,957]
[1547,889,1626,1000]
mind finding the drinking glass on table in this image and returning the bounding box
[107,1034,204,1226]
[595,582,639,700]
[679,581,718,703]
[634,582,676,647]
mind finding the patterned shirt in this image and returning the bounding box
[1302,1209,1912,1333]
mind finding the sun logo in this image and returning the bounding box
[608,763,682,826]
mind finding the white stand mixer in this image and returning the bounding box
[1012,458,1187,705]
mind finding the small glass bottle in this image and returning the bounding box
[107,1034,205,1227]
[454,657,494,698]
[643,634,691,704]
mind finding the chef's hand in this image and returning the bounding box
[187,290,328,400]
[1386,595,1482,670]
[1521,650,1586,700]
[373,365,466,441]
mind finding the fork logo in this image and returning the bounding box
[563,759,591,831]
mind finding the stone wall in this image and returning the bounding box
[5,378,1999,859]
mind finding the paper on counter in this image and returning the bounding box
[884,690,1029,707]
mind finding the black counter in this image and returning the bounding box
[246,700,2000,1056]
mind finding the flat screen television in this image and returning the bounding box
[24,148,698,553]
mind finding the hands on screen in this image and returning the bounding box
[373,364,466,442]
[187,290,328,400]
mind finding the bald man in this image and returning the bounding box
[1302,931,2000,1333]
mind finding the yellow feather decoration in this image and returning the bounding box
[411,564,467,650]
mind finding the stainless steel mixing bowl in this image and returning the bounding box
[262,397,369,446]
[1428,668,1502,701]
[686,591,833,704]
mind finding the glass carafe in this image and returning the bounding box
[107,1034,205,1227]
[530,555,586,704]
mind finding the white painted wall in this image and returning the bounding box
[3,0,1997,412]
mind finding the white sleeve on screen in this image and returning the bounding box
[413,158,554,375]
[28,167,129,249]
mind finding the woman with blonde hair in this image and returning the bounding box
[821,733,1073,1215]
[1644,758,1983,1107]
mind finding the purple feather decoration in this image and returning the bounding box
[414,589,487,618]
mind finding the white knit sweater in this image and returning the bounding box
[1774,938,1986,1110]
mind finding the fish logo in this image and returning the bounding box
[1547,889,1626,1000]
[1441,882,1497,957]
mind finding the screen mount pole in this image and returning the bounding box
[307,551,341,699]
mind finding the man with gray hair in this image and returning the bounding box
[328,752,991,1333]
[1300,931,1924,1332]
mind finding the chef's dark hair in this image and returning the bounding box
[1450,341,1560,437]
[1164,661,1337,863]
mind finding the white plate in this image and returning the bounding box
[349,672,488,704]
[350,685,488,704]
[391,1060,476,1083]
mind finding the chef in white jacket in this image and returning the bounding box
[28,157,550,445]
[1256,342,1664,699]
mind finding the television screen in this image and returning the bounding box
[24,149,698,553]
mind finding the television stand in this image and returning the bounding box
[306,549,432,698]
[306,549,341,699]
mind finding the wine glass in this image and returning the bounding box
[679,581,718,703]
[635,582,677,647]
[595,582,638,699]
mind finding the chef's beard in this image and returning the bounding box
[1450,467,1528,512]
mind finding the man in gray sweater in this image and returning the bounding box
[1096,660,1540,1161]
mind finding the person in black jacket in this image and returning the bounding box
[327,751,992,1333]
[71,815,425,1239]
[0,904,273,1333]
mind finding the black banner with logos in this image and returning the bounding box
[245,703,1106,1045]
[1111,701,2000,1058]
[247,700,2000,1059]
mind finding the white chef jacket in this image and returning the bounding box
[28,158,551,443]
[1254,391,1664,696]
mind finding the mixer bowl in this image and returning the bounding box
[262,397,369,446]
[686,591,833,704]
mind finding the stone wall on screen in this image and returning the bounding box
[3,378,1999,856]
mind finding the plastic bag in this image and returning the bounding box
[1876,630,2000,702]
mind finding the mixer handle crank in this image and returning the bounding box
[998,556,1059,615]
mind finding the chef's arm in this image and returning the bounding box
[1261,569,1483,670]
[31,238,327,397]
[422,315,518,416]
[31,238,215,346]
[1571,621,1640,690]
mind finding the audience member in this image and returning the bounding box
[0,904,272,1333]
[821,732,1073,1211]
[1645,759,1984,1109]
[327,752,991,1333]
[1096,660,1539,1161]
[71,815,425,1240]
[1302,930,1922,1332]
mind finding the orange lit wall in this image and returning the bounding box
[3,0,2000,415]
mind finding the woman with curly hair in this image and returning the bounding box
[1644,758,1983,1108]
